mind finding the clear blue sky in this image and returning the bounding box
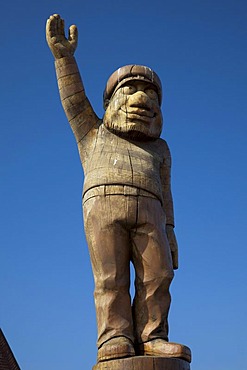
[1,0,246,369]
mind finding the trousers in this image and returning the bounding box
[83,186,174,348]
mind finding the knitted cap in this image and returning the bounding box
[103,65,162,109]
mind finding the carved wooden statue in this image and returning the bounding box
[46,14,191,366]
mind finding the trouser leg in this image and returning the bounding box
[83,195,134,347]
[131,197,174,344]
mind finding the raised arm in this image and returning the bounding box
[46,14,99,143]
[160,143,179,270]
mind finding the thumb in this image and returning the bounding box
[68,25,78,49]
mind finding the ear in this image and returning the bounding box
[104,99,110,110]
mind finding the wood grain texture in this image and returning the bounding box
[93,357,190,370]
[46,13,185,357]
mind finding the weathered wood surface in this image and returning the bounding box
[46,14,188,361]
[93,357,190,370]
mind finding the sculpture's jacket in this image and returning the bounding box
[55,56,175,227]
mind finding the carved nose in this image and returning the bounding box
[128,91,152,110]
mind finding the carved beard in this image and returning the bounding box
[103,99,163,141]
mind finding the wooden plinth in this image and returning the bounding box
[93,356,190,370]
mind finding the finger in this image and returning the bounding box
[51,14,63,35]
[46,14,59,38]
[57,16,65,37]
[52,13,60,21]
[68,25,78,47]
[46,18,51,39]
[46,20,58,44]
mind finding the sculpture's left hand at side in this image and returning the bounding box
[166,225,179,270]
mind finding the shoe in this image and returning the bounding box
[97,337,135,362]
[138,339,191,363]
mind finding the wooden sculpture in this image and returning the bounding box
[46,14,191,366]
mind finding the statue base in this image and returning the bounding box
[93,356,190,370]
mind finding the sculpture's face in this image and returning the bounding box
[103,80,163,140]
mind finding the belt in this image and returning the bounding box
[83,185,159,203]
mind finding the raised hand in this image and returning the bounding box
[46,14,78,59]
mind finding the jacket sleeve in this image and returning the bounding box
[55,56,99,143]
[160,142,175,227]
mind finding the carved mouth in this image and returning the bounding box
[129,108,155,117]
[121,107,155,119]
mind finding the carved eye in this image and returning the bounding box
[122,85,137,94]
[145,88,158,100]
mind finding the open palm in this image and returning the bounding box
[46,14,78,59]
